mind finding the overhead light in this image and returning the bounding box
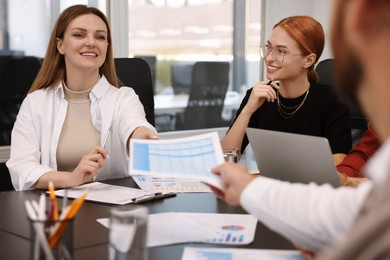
[150,0,165,7]
[166,0,186,8]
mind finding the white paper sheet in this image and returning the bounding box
[133,176,211,193]
[54,182,155,205]
[129,132,225,190]
[97,212,257,247]
[181,247,304,260]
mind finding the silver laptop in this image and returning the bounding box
[246,127,340,187]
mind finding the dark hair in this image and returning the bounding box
[29,5,119,92]
[274,15,325,82]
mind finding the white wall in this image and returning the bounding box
[264,0,333,61]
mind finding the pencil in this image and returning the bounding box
[48,181,58,221]
[49,190,88,249]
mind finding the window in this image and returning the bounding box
[128,0,235,94]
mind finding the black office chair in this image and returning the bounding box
[0,56,42,146]
[171,63,193,95]
[0,163,14,192]
[134,55,157,94]
[315,59,367,131]
[176,61,230,130]
[114,58,155,126]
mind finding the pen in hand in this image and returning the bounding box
[93,129,111,182]
[102,129,111,150]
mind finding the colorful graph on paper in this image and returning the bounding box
[129,132,225,189]
[133,176,211,193]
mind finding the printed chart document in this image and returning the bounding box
[97,212,257,247]
[54,182,155,205]
[182,247,304,260]
[129,132,225,190]
[133,176,211,193]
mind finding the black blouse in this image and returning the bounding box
[231,81,352,154]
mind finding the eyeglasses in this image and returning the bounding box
[260,44,304,64]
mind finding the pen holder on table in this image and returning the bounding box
[109,205,148,260]
[29,216,74,260]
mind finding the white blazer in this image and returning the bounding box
[7,76,156,190]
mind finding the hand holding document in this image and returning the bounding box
[129,132,225,190]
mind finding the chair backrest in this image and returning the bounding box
[114,58,155,126]
[134,55,157,94]
[315,58,335,87]
[0,163,14,191]
[0,56,42,145]
[171,63,193,95]
[315,58,367,130]
[179,61,230,130]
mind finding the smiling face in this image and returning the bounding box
[56,13,108,76]
[265,26,309,82]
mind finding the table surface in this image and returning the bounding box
[0,177,293,260]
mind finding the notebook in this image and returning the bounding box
[246,127,340,187]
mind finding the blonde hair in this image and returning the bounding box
[29,5,119,92]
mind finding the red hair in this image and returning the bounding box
[274,16,325,82]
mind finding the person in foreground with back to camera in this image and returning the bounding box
[6,5,157,191]
[317,0,390,258]
[212,0,390,257]
[221,15,352,166]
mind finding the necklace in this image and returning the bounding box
[277,88,309,119]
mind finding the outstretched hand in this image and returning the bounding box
[211,162,256,206]
[131,126,159,140]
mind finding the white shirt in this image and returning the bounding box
[7,76,156,191]
[240,159,375,251]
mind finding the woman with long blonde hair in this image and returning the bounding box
[7,5,157,190]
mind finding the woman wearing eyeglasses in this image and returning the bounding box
[221,15,351,165]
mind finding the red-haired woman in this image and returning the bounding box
[221,16,351,165]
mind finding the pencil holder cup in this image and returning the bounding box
[29,217,74,260]
[109,205,148,260]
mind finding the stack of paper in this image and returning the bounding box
[54,182,155,205]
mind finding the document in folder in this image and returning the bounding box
[129,132,225,190]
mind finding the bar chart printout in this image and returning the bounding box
[129,132,225,189]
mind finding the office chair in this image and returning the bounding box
[316,59,367,129]
[134,55,157,94]
[114,58,155,126]
[0,56,42,146]
[176,61,230,130]
[171,63,193,95]
[0,163,14,191]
